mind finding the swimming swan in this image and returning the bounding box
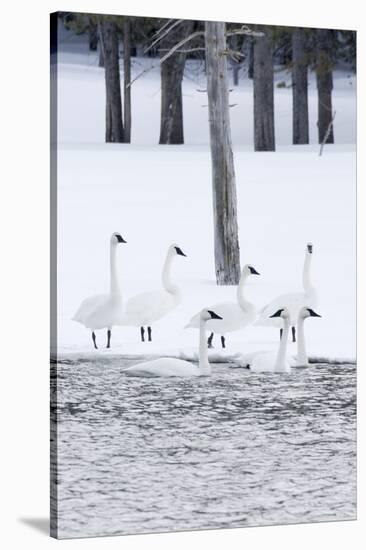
[296,306,321,367]
[120,244,186,342]
[249,308,293,373]
[72,232,127,349]
[186,264,260,348]
[256,243,317,342]
[124,309,223,377]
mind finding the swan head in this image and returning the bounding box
[307,243,313,254]
[200,309,223,322]
[111,232,127,245]
[269,307,290,320]
[169,243,187,257]
[243,264,260,276]
[299,307,321,319]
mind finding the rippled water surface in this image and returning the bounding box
[51,358,356,539]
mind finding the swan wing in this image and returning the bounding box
[124,357,198,377]
[187,302,256,333]
[121,290,178,326]
[72,294,108,325]
[256,292,317,326]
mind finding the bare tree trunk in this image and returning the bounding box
[98,43,105,67]
[88,21,98,51]
[98,19,124,143]
[159,20,194,144]
[292,28,309,144]
[123,19,131,143]
[248,38,254,79]
[205,21,241,286]
[316,29,334,144]
[253,27,275,151]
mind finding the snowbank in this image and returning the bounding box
[55,51,356,361]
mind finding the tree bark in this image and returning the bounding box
[316,29,334,144]
[123,19,131,143]
[292,28,309,144]
[205,21,241,285]
[248,39,254,79]
[253,27,275,151]
[88,21,98,51]
[159,20,194,145]
[99,19,124,143]
[98,43,105,67]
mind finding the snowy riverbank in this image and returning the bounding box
[55,54,356,362]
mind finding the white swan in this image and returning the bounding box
[296,306,321,367]
[120,244,186,342]
[186,264,260,348]
[72,232,127,349]
[124,309,223,377]
[249,308,292,373]
[256,243,318,342]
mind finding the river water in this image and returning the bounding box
[51,357,356,539]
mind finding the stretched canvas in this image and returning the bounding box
[50,11,356,539]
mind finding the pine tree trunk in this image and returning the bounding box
[159,20,193,145]
[253,27,275,151]
[292,28,309,144]
[88,22,98,51]
[98,43,105,67]
[123,19,131,143]
[99,19,124,143]
[316,29,334,144]
[205,21,241,286]
[248,39,254,79]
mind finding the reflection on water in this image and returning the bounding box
[51,358,356,539]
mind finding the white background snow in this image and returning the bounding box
[56,39,356,361]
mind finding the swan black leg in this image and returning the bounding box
[92,331,98,350]
[140,327,145,342]
[207,332,214,348]
[221,335,226,349]
[106,329,111,348]
[292,326,296,343]
[147,326,152,342]
[280,328,283,340]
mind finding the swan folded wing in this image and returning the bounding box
[250,351,291,373]
[72,294,109,326]
[121,290,177,326]
[187,303,255,333]
[256,292,316,326]
[124,357,199,377]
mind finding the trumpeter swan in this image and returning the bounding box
[256,243,317,342]
[124,309,223,377]
[72,232,127,349]
[120,244,186,342]
[249,308,292,373]
[296,306,321,367]
[186,264,260,348]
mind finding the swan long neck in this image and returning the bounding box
[109,243,121,298]
[237,272,254,312]
[275,318,290,372]
[198,318,211,374]
[297,317,308,365]
[162,250,179,295]
[303,253,314,295]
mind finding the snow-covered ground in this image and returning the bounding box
[55,46,356,361]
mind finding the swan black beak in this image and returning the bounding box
[208,310,223,320]
[270,309,284,318]
[249,266,260,275]
[307,243,313,254]
[175,246,187,257]
[307,308,321,317]
[116,234,127,243]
